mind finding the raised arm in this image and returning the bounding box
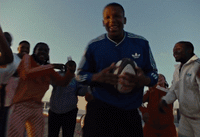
[0,26,13,65]
[19,54,74,86]
[18,54,54,80]
[50,69,74,86]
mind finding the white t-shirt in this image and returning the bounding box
[3,53,21,106]
[0,53,21,84]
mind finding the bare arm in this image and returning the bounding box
[50,63,75,86]
[19,54,74,86]
[19,54,54,80]
[0,26,13,65]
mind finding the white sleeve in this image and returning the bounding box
[0,63,15,84]
[162,82,178,104]
[196,74,200,95]
[3,63,16,84]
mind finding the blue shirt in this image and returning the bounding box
[50,76,88,114]
[77,31,158,110]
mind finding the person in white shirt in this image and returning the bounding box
[5,40,30,107]
[0,40,30,137]
[159,41,200,137]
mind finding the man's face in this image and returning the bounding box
[103,5,126,41]
[18,43,30,57]
[173,43,187,63]
[34,44,49,64]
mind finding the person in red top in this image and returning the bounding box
[6,42,75,137]
[139,74,177,137]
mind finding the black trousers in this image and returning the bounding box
[83,99,143,137]
[48,108,78,137]
[0,85,7,137]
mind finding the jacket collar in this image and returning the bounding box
[106,31,126,46]
[174,54,199,69]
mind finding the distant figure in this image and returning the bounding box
[77,2,158,137]
[159,41,200,137]
[6,42,74,137]
[48,60,88,137]
[139,74,177,137]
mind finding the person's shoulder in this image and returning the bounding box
[191,55,200,65]
[88,34,106,45]
[13,53,18,58]
[195,58,200,64]
[13,53,21,61]
[21,54,30,60]
[126,32,148,41]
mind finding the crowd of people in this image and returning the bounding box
[0,2,200,137]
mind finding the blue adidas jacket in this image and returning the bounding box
[77,31,158,110]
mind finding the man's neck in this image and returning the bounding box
[107,31,125,44]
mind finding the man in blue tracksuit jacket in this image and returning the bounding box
[77,2,158,137]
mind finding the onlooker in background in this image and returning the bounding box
[2,41,30,137]
[48,59,88,137]
[6,42,75,137]
[5,40,30,107]
[159,41,200,137]
[139,74,177,137]
[77,2,158,137]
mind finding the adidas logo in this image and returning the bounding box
[132,53,140,59]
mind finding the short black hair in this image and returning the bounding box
[177,41,194,53]
[19,40,30,46]
[104,2,125,16]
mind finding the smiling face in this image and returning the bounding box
[18,43,30,58]
[157,74,166,87]
[34,44,49,64]
[173,43,187,63]
[103,5,126,43]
